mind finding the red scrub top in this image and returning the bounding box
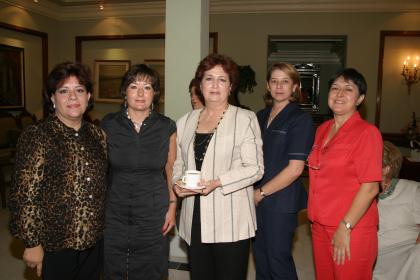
[307,112,382,228]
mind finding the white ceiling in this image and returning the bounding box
[46,0,420,6]
[4,0,420,21]
[48,0,160,6]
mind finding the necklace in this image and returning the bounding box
[194,133,214,162]
[196,104,228,133]
[267,107,282,127]
[126,109,148,132]
[194,105,228,162]
[379,178,399,200]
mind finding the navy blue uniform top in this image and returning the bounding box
[256,102,314,213]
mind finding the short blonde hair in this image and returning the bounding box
[266,62,302,103]
[382,141,403,178]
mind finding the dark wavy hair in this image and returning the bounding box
[43,62,94,114]
[189,77,205,105]
[194,54,239,102]
[120,64,161,106]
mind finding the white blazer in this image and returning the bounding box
[173,105,264,245]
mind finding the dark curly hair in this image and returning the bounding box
[189,77,205,105]
[43,62,94,114]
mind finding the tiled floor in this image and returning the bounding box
[0,208,314,280]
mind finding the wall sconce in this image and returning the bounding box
[98,1,105,10]
[402,56,419,95]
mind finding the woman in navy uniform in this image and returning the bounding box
[253,62,314,279]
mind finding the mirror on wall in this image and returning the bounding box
[267,35,346,116]
[376,31,420,140]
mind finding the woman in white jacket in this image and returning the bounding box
[373,141,420,280]
[172,53,264,280]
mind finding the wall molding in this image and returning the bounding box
[0,21,48,85]
[2,0,420,21]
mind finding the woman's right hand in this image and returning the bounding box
[23,245,44,277]
[332,223,351,265]
[173,181,199,197]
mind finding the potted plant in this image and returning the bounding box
[229,65,257,108]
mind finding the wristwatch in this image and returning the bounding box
[341,220,352,230]
[259,188,266,199]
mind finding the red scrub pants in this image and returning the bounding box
[311,222,377,280]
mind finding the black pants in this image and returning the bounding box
[187,197,250,280]
[42,240,102,280]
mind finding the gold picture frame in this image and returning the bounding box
[93,60,130,103]
[0,44,25,109]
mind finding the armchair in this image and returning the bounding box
[0,113,20,208]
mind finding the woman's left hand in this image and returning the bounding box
[199,179,221,195]
[162,206,176,236]
[332,224,351,265]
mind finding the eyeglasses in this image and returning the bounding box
[306,151,321,170]
[306,160,321,170]
[306,159,320,170]
[55,86,87,95]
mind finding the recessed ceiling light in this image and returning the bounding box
[33,0,39,3]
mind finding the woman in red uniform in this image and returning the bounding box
[307,68,382,280]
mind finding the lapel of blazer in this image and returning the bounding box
[181,109,201,171]
[201,105,237,179]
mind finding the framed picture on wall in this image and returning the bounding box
[144,59,165,113]
[0,44,25,109]
[93,60,130,103]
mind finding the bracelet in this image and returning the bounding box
[341,220,352,230]
[169,200,177,204]
[259,188,266,198]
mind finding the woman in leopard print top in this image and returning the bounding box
[9,62,107,280]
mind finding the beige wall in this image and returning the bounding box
[0,3,59,118]
[1,3,420,127]
[211,12,420,124]
[57,17,166,119]
[0,28,43,118]
[82,39,165,119]
[380,36,420,133]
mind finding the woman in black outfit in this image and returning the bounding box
[101,64,177,279]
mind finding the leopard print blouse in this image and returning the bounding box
[9,115,108,251]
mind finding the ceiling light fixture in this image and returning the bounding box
[99,1,104,10]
